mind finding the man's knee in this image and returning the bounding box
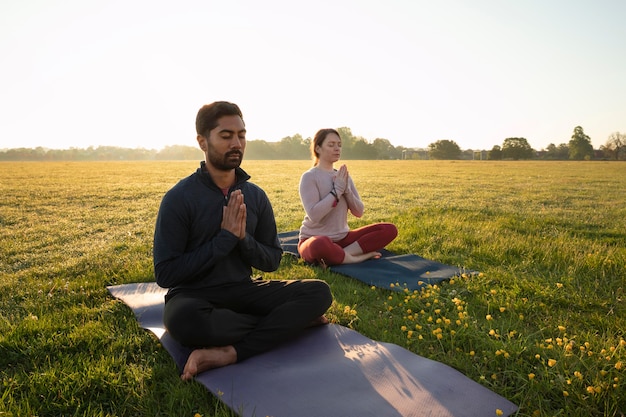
[163,297,212,347]
[306,279,333,310]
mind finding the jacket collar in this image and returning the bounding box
[197,161,251,190]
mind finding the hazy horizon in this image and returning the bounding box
[2,0,624,152]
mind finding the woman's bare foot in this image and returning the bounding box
[181,345,237,381]
[342,251,381,264]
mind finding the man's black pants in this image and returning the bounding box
[163,278,333,362]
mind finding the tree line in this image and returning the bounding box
[1,126,624,161]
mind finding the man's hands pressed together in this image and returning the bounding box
[221,189,247,240]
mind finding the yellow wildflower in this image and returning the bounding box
[547,359,557,367]
[528,373,535,380]
[496,409,503,416]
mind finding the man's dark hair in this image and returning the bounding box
[195,101,244,137]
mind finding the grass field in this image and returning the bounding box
[1,160,625,417]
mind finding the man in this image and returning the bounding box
[153,101,332,380]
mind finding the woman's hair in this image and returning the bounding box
[311,128,340,166]
[195,101,244,138]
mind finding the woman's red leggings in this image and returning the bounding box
[297,222,398,266]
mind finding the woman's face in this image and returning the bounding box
[316,133,342,164]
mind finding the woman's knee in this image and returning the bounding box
[382,222,398,241]
[300,236,338,264]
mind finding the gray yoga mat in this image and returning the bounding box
[108,282,517,417]
[278,230,472,291]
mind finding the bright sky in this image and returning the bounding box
[1,0,625,151]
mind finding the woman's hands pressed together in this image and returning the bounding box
[333,164,349,196]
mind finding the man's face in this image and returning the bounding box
[199,115,246,171]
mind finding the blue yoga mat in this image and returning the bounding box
[279,230,472,291]
[108,282,517,417]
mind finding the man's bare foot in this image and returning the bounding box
[308,315,329,327]
[342,251,381,264]
[181,345,237,381]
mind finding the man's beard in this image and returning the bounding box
[209,149,243,171]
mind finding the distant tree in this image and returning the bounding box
[277,134,309,159]
[502,137,534,160]
[568,126,594,160]
[245,140,275,160]
[428,140,461,160]
[488,145,502,160]
[544,143,558,160]
[461,149,477,160]
[372,138,400,159]
[542,143,569,160]
[601,131,625,160]
[337,127,356,154]
[156,145,201,160]
[351,139,377,159]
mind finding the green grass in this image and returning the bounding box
[1,160,625,417]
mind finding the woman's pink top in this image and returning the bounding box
[298,167,364,241]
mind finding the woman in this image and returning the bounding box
[297,128,398,266]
